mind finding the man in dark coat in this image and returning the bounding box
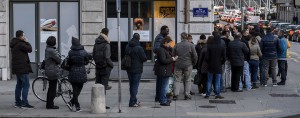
[240,30,252,90]
[228,32,249,92]
[125,33,147,107]
[10,30,34,108]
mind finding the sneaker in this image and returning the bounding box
[75,107,81,112]
[67,101,73,111]
[262,84,267,87]
[200,93,206,96]
[215,96,224,99]
[14,104,22,108]
[204,96,209,99]
[160,102,170,106]
[129,103,140,107]
[272,83,278,87]
[21,104,34,109]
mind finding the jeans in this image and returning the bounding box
[231,66,243,91]
[239,61,252,90]
[278,60,287,83]
[70,82,83,108]
[158,76,169,104]
[127,72,141,106]
[223,61,231,88]
[249,60,259,84]
[263,59,277,84]
[173,66,193,97]
[15,74,30,106]
[206,72,221,96]
[46,79,58,107]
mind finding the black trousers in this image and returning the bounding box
[70,82,83,108]
[231,66,243,91]
[199,73,208,93]
[46,79,58,107]
[95,67,112,89]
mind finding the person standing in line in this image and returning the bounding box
[45,36,61,109]
[125,33,147,107]
[154,25,169,102]
[221,30,231,91]
[195,34,206,94]
[248,37,262,89]
[204,32,226,99]
[93,28,113,109]
[198,36,209,96]
[187,34,196,95]
[67,37,90,112]
[155,37,177,106]
[240,30,252,90]
[228,32,249,92]
[260,28,279,87]
[277,30,288,85]
[172,32,198,100]
[10,30,34,109]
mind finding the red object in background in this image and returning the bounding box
[247,7,254,12]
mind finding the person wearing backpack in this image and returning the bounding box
[125,33,147,107]
[93,28,113,109]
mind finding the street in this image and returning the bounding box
[0,43,300,118]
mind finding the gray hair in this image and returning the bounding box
[181,32,188,40]
[234,32,242,39]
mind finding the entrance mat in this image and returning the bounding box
[209,100,236,104]
[199,105,216,108]
[269,93,300,97]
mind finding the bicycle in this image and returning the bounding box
[32,64,73,108]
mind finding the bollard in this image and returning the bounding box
[91,84,106,114]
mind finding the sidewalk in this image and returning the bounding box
[1,77,300,118]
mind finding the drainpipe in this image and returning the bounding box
[184,0,189,33]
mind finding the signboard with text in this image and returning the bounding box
[193,8,208,17]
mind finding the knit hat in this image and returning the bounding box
[70,37,83,50]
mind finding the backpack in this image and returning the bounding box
[93,44,107,69]
[121,48,132,70]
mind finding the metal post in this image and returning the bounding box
[241,0,244,30]
[116,0,122,113]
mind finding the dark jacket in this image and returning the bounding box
[68,37,89,83]
[206,35,226,74]
[260,33,279,59]
[45,46,61,80]
[125,38,147,74]
[153,34,164,54]
[241,35,251,61]
[10,38,33,75]
[93,33,113,68]
[228,38,249,66]
[198,45,208,74]
[155,45,174,77]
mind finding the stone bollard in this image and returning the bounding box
[91,84,106,114]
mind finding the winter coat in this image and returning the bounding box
[125,38,147,74]
[228,39,249,66]
[195,42,205,70]
[249,42,262,60]
[93,33,114,69]
[260,33,279,59]
[172,40,198,69]
[45,46,61,80]
[154,45,174,77]
[206,36,226,74]
[277,37,288,60]
[241,35,251,61]
[198,45,208,74]
[10,38,33,75]
[153,34,164,54]
[68,37,89,83]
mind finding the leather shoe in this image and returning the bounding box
[173,95,178,100]
[46,105,59,109]
[160,102,170,106]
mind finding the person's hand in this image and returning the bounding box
[172,56,178,61]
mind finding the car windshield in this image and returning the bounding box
[281,24,290,29]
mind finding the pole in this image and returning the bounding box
[116,0,122,113]
[241,0,244,30]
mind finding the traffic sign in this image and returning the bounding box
[193,8,208,17]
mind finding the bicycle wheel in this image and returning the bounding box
[60,78,73,104]
[32,77,48,102]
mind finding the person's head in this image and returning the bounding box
[188,34,193,43]
[222,30,229,37]
[242,29,249,36]
[46,36,56,46]
[200,34,206,40]
[233,26,238,33]
[266,27,272,33]
[207,36,215,44]
[160,25,169,36]
[273,29,279,35]
[133,33,140,40]
[161,36,172,47]
[101,28,109,35]
[16,30,24,38]
[224,25,229,31]
[212,31,220,36]
[181,32,188,40]
[278,30,284,37]
[234,32,242,39]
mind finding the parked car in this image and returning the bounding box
[269,21,281,29]
[276,23,291,31]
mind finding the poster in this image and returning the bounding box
[133,18,150,41]
[40,19,58,42]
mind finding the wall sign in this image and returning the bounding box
[193,8,208,17]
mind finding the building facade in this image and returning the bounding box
[0,0,214,80]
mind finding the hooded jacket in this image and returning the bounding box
[68,37,89,83]
[125,38,147,74]
[93,33,113,68]
[10,38,33,75]
[45,46,61,80]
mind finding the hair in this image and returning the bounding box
[250,37,257,45]
[241,29,248,35]
[181,32,188,40]
[266,28,272,33]
[188,34,192,39]
[101,28,109,34]
[221,30,229,36]
[212,31,220,36]
[207,36,215,44]
[253,32,261,37]
[160,25,168,32]
[234,32,242,39]
[16,30,24,38]
[133,33,140,39]
[161,36,172,44]
[200,34,206,40]
[46,36,56,46]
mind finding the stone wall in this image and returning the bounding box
[81,0,106,79]
[0,0,8,80]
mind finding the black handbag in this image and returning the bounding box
[61,56,70,70]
